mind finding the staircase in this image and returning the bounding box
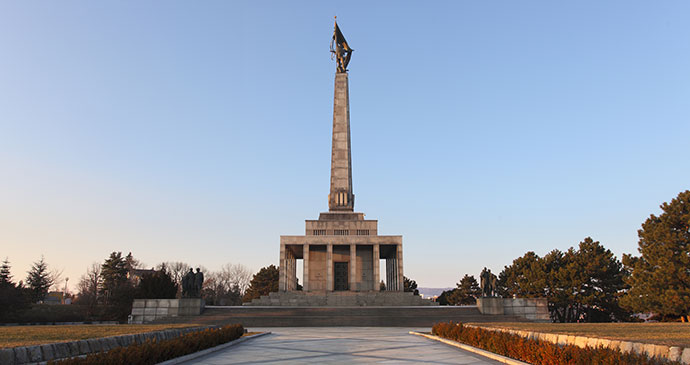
[163,305,527,327]
[245,291,437,307]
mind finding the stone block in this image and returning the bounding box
[67,341,81,357]
[681,348,690,364]
[53,343,70,360]
[0,348,14,365]
[512,306,526,315]
[107,337,119,350]
[155,307,170,316]
[632,342,644,355]
[77,340,91,354]
[131,308,145,316]
[668,346,682,362]
[132,299,146,308]
[524,306,537,314]
[512,298,526,307]
[573,336,589,348]
[619,341,634,353]
[477,297,504,315]
[27,346,42,363]
[87,339,102,352]
[13,347,28,364]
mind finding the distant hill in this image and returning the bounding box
[417,287,453,298]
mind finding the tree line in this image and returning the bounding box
[439,190,690,323]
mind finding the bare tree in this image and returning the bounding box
[49,267,65,292]
[76,263,101,306]
[227,263,252,294]
[162,262,191,286]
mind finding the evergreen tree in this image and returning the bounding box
[403,276,419,296]
[26,256,54,303]
[135,265,178,299]
[1,257,12,285]
[498,239,626,322]
[621,190,690,320]
[0,260,30,321]
[99,252,128,300]
[436,288,460,305]
[242,265,279,302]
[455,274,481,305]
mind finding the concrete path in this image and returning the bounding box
[183,327,503,364]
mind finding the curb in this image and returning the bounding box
[157,332,271,365]
[466,324,690,364]
[409,331,529,365]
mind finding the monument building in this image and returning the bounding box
[278,20,404,294]
[243,20,433,306]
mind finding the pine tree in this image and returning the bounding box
[455,274,481,305]
[26,256,54,303]
[621,190,690,320]
[403,276,419,296]
[135,266,178,299]
[0,257,12,286]
[242,265,279,302]
[99,252,129,301]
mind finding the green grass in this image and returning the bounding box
[469,322,690,347]
[0,324,198,348]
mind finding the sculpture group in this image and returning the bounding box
[480,267,498,297]
[181,268,204,298]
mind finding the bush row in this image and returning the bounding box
[50,324,244,365]
[431,322,680,365]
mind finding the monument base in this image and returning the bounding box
[477,297,549,322]
[129,298,205,324]
[244,291,437,306]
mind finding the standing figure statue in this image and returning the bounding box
[182,268,195,298]
[480,267,497,297]
[331,17,353,73]
[194,268,204,298]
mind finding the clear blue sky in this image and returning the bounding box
[1,1,688,291]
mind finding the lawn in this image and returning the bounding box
[0,324,198,348]
[469,322,690,347]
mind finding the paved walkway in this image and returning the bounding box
[184,327,503,364]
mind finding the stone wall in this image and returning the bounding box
[130,298,204,324]
[0,326,212,365]
[477,297,549,322]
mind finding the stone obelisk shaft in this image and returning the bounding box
[328,72,354,211]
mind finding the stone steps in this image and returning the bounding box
[162,306,528,327]
[245,291,437,307]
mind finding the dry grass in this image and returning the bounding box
[469,322,690,347]
[0,324,198,348]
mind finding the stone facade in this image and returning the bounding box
[476,297,549,322]
[129,298,205,324]
[276,69,404,298]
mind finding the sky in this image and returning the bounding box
[1,1,689,292]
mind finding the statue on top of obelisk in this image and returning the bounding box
[330,17,353,73]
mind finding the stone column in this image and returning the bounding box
[397,244,404,292]
[303,244,310,292]
[290,250,297,290]
[385,258,392,291]
[279,244,286,291]
[327,244,333,291]
[373,244,380,291]
[350,244,356,291]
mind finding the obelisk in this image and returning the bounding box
[328,19,355,212]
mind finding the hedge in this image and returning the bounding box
[49,324,244,364]
[431,322,680,365]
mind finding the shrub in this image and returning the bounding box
[431,322,680,365]
[50,324,244,365]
